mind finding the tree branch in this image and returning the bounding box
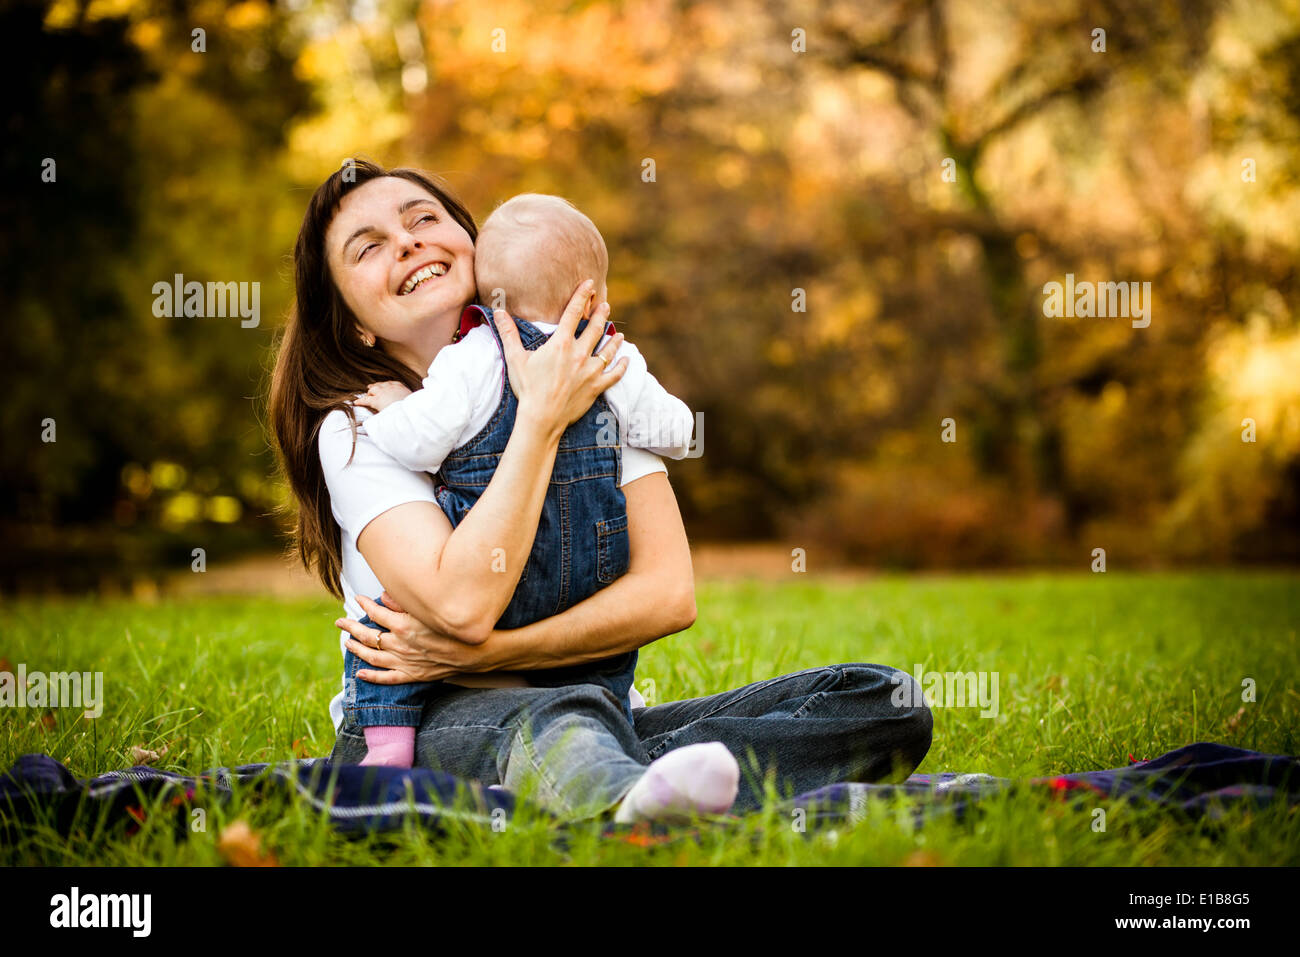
[969,67,1109,151]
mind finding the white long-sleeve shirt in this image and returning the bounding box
[363,319,696,473]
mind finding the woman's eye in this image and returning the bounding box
[416,214,437,225]
[358,243,377,260]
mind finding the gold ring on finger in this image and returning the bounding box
[376,634,383,651]
[598,352,610,367]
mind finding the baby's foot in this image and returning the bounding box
[613,742,739,824]
[360,726,415,768]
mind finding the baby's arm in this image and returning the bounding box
[356,349,477,473]
[600,336,695,460]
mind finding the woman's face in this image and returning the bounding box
[325,176,476,373]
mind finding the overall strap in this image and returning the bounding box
[457,303,616,357]
[458,305,534,409]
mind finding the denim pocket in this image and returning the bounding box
[595,513,630,584]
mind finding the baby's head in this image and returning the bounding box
[474,193,608,321]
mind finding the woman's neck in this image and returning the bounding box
[387,311,463,377]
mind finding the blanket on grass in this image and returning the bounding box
[2,743,1296,845]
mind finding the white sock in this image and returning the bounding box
[613,742,739,824]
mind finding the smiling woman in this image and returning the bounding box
[267,158,933,823]
[326,178,480,379]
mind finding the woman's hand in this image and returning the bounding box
[336,593,483,684]
[494,279,628,437]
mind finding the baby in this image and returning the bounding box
[348,193,696,768]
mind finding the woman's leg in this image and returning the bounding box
[330,682,653,820]
[631,663,934,812]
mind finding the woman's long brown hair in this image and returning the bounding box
[268,159,478,597]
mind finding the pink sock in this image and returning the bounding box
[361,725,416,768]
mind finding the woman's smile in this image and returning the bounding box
[397,260,450,296]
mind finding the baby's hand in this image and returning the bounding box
[355,380,412,413]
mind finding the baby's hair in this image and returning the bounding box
[474,193,608,320]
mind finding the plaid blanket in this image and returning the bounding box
[2,742,1295,842]
[793,742,1300,830]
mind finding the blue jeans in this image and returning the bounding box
[329,663,934,821]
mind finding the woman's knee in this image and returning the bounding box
[879,666,933,772]
[902,692,934,771]
[834,663,933,774]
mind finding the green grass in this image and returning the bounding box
[3,571,1298,865]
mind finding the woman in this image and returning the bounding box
[269,159,933,823]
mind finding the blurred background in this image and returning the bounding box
[3,0,1298,594]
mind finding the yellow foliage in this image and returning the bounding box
[85,0,138,23]
[127,18,162,51]
[225,1,269,31]
[150,462,188,491]
[161,492,202,527]
[43,0,79,29]
[1163,319,1300,553]
[205,496,244,524]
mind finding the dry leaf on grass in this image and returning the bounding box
[1225,706,1246,734]
[903,849,944,866]
[217,821,279,867]
[128,743,169,765]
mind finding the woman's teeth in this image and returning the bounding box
[399,262,449,295]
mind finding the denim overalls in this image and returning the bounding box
[343,304,638,728]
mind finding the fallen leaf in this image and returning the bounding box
[291,738,311,759]
[129,743,168,765]
[217,821,278,867]
[903,849,943,866]
[40,711,57,731]
[1225,706,1246,734]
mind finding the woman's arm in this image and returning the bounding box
[474,471,695,670]
[340,471,695,683]
[358,285,627,645]
[356,410,561,644]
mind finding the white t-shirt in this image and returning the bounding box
[363,319,696,473]
[318,405,666,734]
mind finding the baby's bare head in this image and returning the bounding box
[474,194,608,320]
